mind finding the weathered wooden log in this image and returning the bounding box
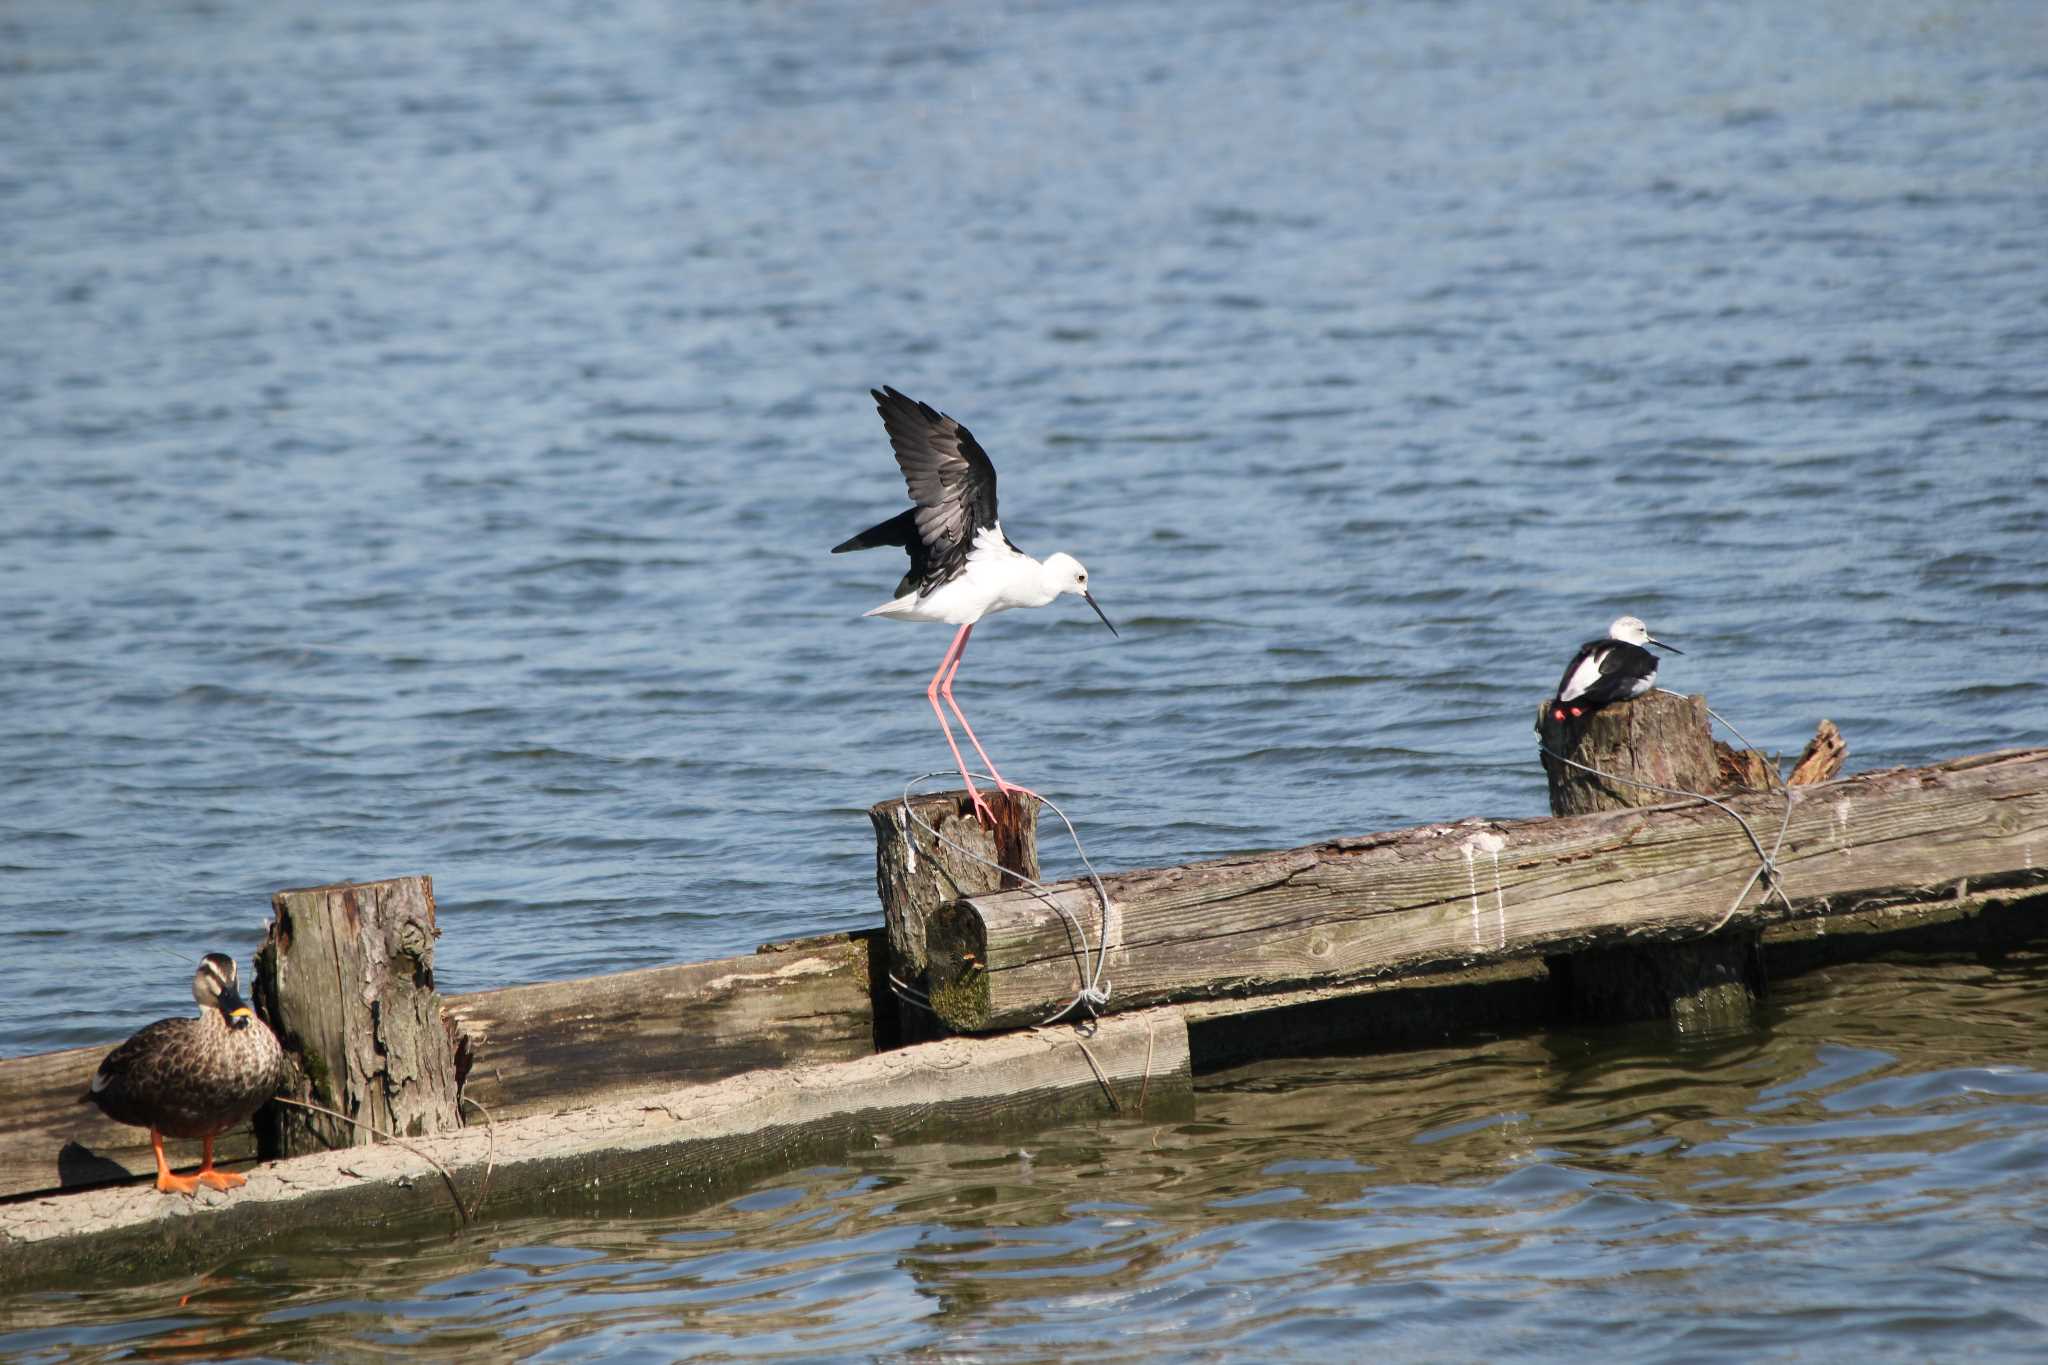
[925,749,2048,1033]
[253,875,461,1155]
[1538,690,1761,1028]
[1790,719,1848,786]
[0,1007,1193,1290]
[1538,690,1719,814]
[445,933,875,1119]
[867,789,1039,1045]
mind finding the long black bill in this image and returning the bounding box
[1083,591,1119,638]
[1648,636,1682,654]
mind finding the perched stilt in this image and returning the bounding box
[834,387,1117,825]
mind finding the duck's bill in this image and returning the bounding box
[1083,591,1119,637]
[222,986,256,1030]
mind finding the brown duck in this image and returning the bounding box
[85,953,284,1194]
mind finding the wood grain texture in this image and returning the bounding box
[1538,690,1719,815]
[445,934,875,1119]
[254,876,461,1155]
[0,1008,1192,1291]
[928,749,2048,1032]
[1790,719,1849,786]
[866,789,1039,1044]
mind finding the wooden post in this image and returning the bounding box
[1535,692,1762,1029]
[253,875,461,1155]
[1537,689,1719,814]
[867,789,1039,1044]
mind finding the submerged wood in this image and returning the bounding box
[926,749,2048,1033]
[445,933,875,1119]
[254,876,461,1156]
[0,1008,1192,1290]
[868,788,1040,1045]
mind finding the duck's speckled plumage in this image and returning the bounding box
[87,954,284,1143]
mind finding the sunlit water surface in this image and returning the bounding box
[3,0,2045,1355]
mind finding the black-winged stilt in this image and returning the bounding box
[1548,615,1681,723]
[833,386,1117,824]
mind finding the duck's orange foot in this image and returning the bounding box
[156,1169,202,1196]
[196,1168,247,1191]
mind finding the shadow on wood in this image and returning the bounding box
[0,1039,263,1203]
[445,933,875,1119]
[0,1009,1194,1291]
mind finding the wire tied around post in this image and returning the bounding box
[898,771,1117,1028]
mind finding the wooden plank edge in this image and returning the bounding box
[927,748,2048,1030]
[1178,885,2048,1067]
[0,1007,1192,1292]
[444,932,877,1121]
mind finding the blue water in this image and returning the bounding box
[3,0,2046,1352]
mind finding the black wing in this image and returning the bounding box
[872,386,1005,580]
[1557,641,1658,711]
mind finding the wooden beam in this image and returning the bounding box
[0,1009,1191,1290]
[927,749,2048,1033]
[445,933,875,1120]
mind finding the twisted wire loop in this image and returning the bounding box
[1542,695,1802,937]
[899,771,1117,1028]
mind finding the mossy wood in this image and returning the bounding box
[445,933,876,1119]
[0,1008,1192,1291]
[925,749,2048,1033]
[866,788,1039,1044]
[254,875,461,1156]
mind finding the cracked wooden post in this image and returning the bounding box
[252,875,462,1156]
[1536,692,1763,1031]
[867,789,1039,1044]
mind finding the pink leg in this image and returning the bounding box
[937,648,1016,794]
[927,625,995,824]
